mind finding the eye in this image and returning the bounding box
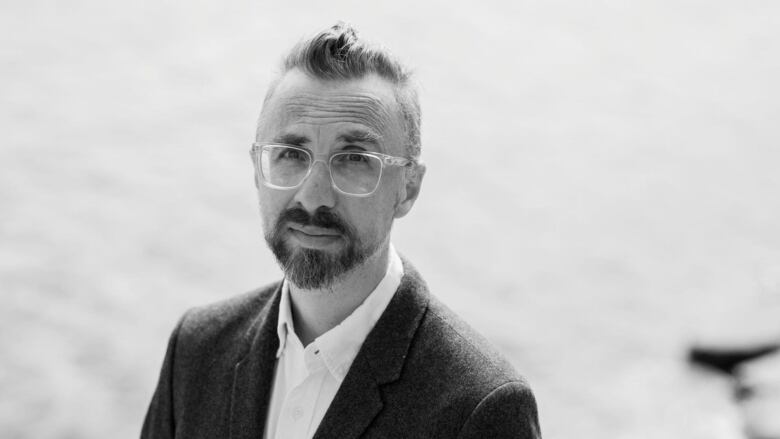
[279,148,306,161]
[332,152,372,165]
[345,153,368,163]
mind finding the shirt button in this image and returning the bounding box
[291,406,303,420]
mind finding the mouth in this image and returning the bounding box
[286,223,343,249]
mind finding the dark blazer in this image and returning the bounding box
[141,260,541,438]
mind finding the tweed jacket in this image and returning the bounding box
[141,260,541,438]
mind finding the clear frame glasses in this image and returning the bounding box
[250,143,413,197]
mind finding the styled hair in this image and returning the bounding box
[263,23,421,160]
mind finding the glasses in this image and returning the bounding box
[250,143,413,197]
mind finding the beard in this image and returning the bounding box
[265,206,378,290]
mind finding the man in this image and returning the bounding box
[142,23,541,439]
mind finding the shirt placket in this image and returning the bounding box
[275,343,328,439]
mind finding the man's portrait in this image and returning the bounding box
[4,2,780,439]
[140,23,541,438]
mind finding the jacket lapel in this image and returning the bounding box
[311,354,384,439]
[228,283,282,439]
[313,259,431,439]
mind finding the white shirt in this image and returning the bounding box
[263,246,404,439]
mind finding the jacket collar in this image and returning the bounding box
[274,245,405,381]
[228,257,430,439]
[229,281,282,439]
[313,258,430,439]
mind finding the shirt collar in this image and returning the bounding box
[274,244,404,380]
[275,274,294,358]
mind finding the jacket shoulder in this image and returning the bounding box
[383,291,540,437]
[420,295,527,386]
[457,380,541,438]
[176,282,280,356]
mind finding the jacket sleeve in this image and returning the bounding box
[140,314,188,439]
[457,381,542,439]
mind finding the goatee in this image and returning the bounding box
[266,207,377,289]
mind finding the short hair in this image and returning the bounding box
[262,23,421,160]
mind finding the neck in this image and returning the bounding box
[288,243,390,346]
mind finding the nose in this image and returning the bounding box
[292,160,337,212]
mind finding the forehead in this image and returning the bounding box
[258,70,404,148]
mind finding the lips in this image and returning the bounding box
[287,223,342,237]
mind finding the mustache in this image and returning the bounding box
[276,207,348,235]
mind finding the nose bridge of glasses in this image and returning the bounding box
[305,156,331,182]
[309,154,330,166]
[295,147,327,167]
[301,156,332,185]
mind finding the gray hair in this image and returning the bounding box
[262,23,421,160]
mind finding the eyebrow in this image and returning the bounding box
[336,129,382,147]
[273,133,310,146]
[271,129,383,149]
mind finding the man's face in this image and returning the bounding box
[255,69,421,289]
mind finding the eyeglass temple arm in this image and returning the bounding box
[380,155,413,167]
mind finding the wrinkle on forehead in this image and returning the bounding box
[281,92,397,133]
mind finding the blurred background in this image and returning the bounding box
[2,0,780,437]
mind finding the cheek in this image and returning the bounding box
[258,189,289,232]
[343,193,397,238]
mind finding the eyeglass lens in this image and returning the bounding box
[259,145,382,195]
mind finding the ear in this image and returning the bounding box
[394,162,426,219]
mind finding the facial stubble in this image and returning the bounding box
[266,207,379,290]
